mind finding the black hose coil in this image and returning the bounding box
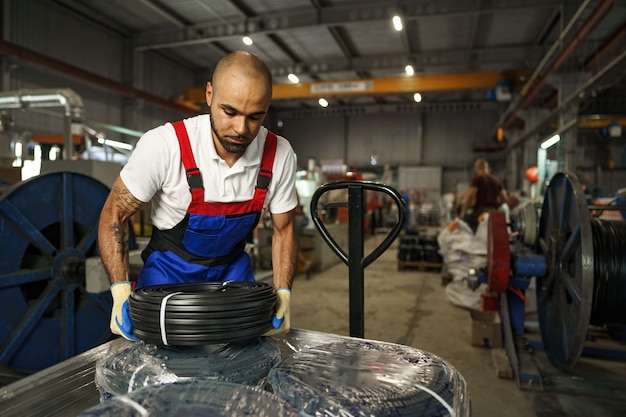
[129,281,277,345]
[590,219,626,325]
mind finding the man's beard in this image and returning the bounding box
[210,113,249,155]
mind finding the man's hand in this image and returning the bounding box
[263,288,291,336]
[110,281,139,341]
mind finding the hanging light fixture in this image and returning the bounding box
[392,15,403,31]
[540,134,560,149]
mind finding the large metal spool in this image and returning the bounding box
[537,171,626,370]
[0,172,133,374]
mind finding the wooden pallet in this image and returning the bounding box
[397,260,443,271]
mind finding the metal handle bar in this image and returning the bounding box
[309,180,407,338]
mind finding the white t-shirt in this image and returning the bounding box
[121,114,298,230]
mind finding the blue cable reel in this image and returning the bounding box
[537,172,626,370]
[0,172,136,374]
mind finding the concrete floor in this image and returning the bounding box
[288,233,626,417]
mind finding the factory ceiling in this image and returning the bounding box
[19,0,626,122]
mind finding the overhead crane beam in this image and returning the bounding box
[184,71,504,102]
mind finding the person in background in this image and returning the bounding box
[98,51,298,341]
[460,158,508,231]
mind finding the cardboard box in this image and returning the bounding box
[470,310,502,348]
[0,166,22,185]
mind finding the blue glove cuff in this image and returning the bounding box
[272,315,285,329]
[115,300,140,341]
[271,288,290,328]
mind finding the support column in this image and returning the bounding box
[552,71,588,172]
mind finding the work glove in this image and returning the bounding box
[263,288,291,336]
[110,281,139,341]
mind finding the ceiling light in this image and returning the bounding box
[413,92,422,103]
[288,73,300,84]
[98,137,133,151]
[392,15,403,31]
[318,98,329,108]
[405,65,414,76]
[540,134,560,149]
[242,36,253,46]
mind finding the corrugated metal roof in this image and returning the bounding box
[48,0,626,110]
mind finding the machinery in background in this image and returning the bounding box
[0,172,139,377]
[480,171,626,387]
[0,89,138,186]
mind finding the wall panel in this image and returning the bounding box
[279,116,346,169]
[345,113,422,167]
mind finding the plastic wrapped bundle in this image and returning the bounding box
[95,338,280,400]
[77,380,300,417]
[266,339,468,416]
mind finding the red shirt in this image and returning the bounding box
[471,174,503,208]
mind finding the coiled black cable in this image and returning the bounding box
[129,282,277,345]
[590,219,626,325]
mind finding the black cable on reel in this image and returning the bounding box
[590,219,626,325]
[129,281,277,345]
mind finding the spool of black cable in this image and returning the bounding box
[129,281,277,345]
[590,219,626,325]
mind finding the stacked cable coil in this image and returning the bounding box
[94,339,281,400]
[266,339,467,416]
[77,380,300,417]
[129,282,277,345]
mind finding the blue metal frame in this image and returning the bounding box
[0,172,135,373]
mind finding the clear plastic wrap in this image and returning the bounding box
[77,380,300,417]
[266,338,468,416]
[90,330,468,416]
[94,338,280,400]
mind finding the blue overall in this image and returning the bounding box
[137,120,277,288]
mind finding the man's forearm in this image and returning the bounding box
[98,216,131,284]
[271,228,296,290]
[98,178,144,284]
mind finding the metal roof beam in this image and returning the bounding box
[269,46,543,77]
[135,0,187,28]
[133,0,564,51]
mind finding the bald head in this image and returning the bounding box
[212,51,272,98]
[474,158,489,174]
[205,51,274,161]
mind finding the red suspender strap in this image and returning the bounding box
[171,123,278,215]
[258,131,277,188]
[251,131,278,211]
[172,120,204,202]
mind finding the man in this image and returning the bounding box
[460,158,508,231]
[98,51,297,341]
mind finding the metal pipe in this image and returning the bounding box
[521,0,591,97]
[501,48,626,156]
[0,89,84,159]
[0,40,198,115]
[582,19,626,71]
[501,0,614,129]
[494,1,590,130]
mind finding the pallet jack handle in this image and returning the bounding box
[310,181,407,338]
